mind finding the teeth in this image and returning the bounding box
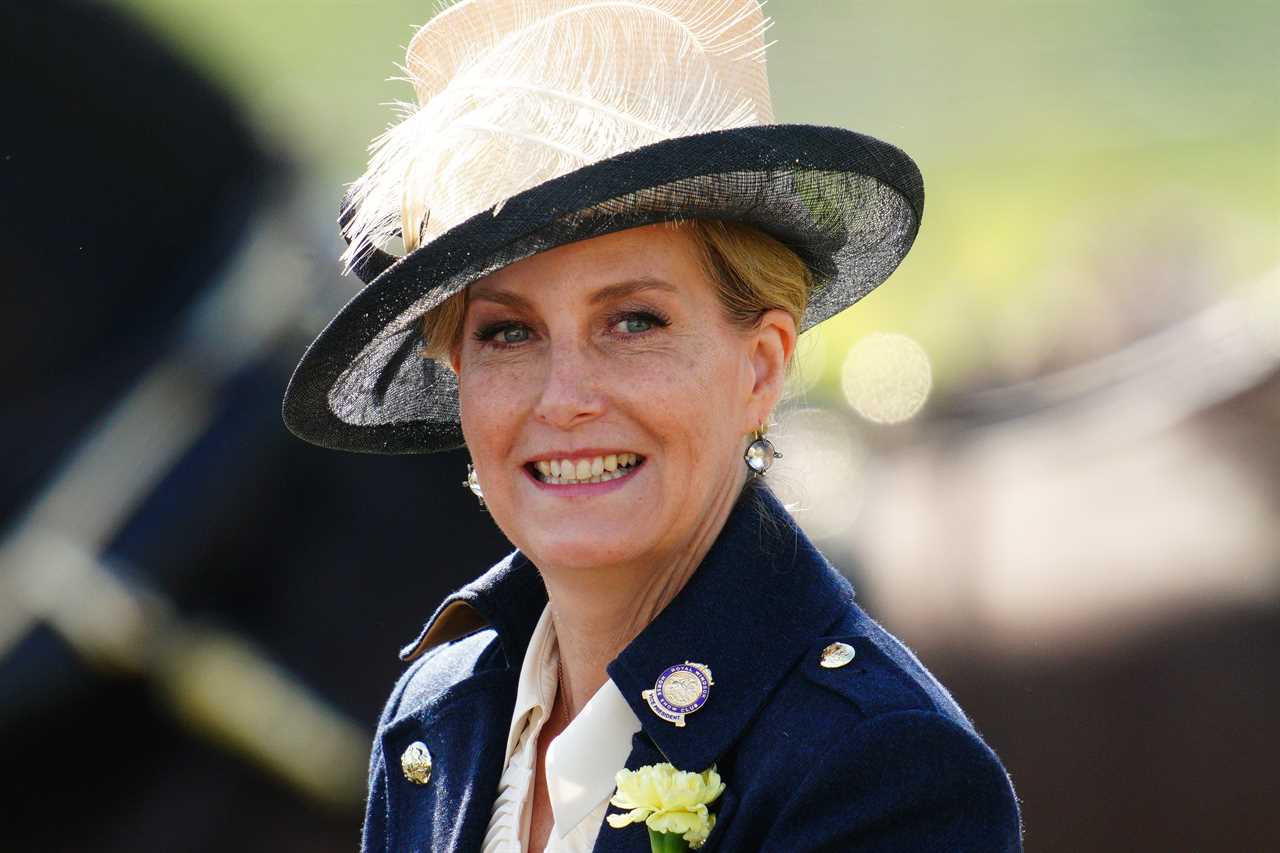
[531,453,643,484]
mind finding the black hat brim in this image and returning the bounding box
[283,124,924,454]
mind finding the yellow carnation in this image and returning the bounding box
[606,763,725,849]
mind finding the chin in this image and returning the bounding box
[519,521,655,572]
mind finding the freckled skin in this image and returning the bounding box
[451,224,784,575]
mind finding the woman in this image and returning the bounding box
[283,1,1023,851]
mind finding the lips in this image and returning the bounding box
[526,452,645,485]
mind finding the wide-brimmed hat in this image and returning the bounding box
[283,0,924,454]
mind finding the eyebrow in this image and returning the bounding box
[468,276,678,309]
[588,276,679,305]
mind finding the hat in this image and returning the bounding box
[283,0,924,454]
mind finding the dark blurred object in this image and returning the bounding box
[0,0,264,522]
[0,3,507,851]
[938,602,1279,853]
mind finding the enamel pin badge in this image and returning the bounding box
[643,661,714,726]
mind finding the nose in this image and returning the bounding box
[533,338,605,430]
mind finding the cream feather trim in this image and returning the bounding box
[339,0,773,275]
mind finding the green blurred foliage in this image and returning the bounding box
[124,0,1278,398]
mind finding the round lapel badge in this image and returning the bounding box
[643,661,714,727]
[400,741,433,785]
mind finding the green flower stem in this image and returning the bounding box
[647,828,691,853]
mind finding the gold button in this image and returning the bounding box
[401,741,433,785]
[819,642,856,668]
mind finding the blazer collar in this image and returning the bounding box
[398,484,855,771]
[398,547,546,669]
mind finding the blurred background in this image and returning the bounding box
[1,1,1275,850]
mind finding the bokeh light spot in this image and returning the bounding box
[840,332,933,424]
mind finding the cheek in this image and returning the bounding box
[457,361,535,454]
[636,338,747,454]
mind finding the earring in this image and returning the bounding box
[744,424,782,475]
[462,462,486,509]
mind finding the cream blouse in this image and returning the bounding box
[481,604,643,852]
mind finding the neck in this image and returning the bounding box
[542,476,748,719]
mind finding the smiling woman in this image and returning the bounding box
[449,224,795,586]
[281,1,1022,851]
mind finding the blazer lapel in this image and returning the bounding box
[383,486,849,853]
[590,730,740,853]
[697,787,738,853]
[381,667,517,853]
[383,552,547,851]
[593,487,850,853]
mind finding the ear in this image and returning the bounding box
[743,308,797,430]
[448,346,462,376]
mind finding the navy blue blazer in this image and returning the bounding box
[363,485,1023,852]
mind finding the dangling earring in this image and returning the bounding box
[744,424,782,475]
[462,462,486,509]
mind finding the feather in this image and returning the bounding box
[339,0,772,274]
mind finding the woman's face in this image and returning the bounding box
[452,224,791,572]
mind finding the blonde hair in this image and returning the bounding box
[421,220,810,363]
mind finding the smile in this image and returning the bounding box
[526,452,645,485]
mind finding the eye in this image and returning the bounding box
[617,316,652,334]
[473,321,533,347]
[609,310,669,335]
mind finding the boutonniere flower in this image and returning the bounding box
[606,763,726,851]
